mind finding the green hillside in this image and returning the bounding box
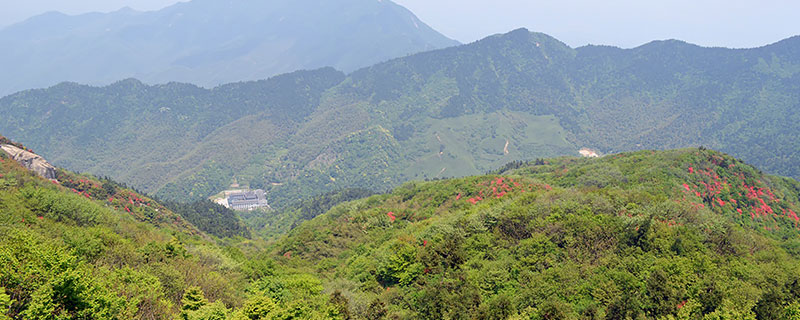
[273,148,800,319]
[3,136,800,318]
[0,136,343,319]
[1,29,799,208]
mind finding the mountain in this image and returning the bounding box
[1,29,799,209]
[272,148,800,318]
[0,0,458,96]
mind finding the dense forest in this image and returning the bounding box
[274,148,800,319]
[3,133,800,318]
[1,29,798,209]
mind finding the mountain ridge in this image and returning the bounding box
[1,29,799,208]
[0,0,458,96]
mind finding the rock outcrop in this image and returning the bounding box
[1,144,58,180]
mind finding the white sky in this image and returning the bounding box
[0,0,797,48]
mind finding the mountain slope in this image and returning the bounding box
[0,68,345,200]
[273,148,800,319]
[1,30,799,208]
[0,135,345,319]
[0,0,458,96]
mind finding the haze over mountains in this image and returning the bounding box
[0,0,458,96]
[2,28,798,208]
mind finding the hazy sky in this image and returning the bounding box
[0,0,797,48]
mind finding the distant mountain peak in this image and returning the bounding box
[0,0,456,96]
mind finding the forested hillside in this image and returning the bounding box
[0,136,344,319]
[0,0,458,96]
[4,132,800,318]
[1,29,798,208]
[274,148,800,319]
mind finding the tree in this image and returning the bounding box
[237,295,275,320]
[0,287,12,320]
[181,286,208,319]
[365,300,387,320]
[329,290,350,320]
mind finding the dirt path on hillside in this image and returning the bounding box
[504,139,510,155]
[437,133,444,158]
[435,167,447,178]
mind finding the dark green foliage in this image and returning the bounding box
[329,290,351,320]
[0,68,345,204]
[163,199,250,239]
[365,300,387,320]
[240,188,374,239]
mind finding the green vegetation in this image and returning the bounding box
[274,148,800,319]
[161,199,251,239]
[3,30,799,210]
[3,133,800,318]
[240,188,376,240]
[0,140,341,319]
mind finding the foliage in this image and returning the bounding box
[0,141,337,319]
[273,148,800,319]
[163,199,251,239]
[240,188,375,239]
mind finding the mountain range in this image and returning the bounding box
[0,0,458,96]
[1,28,798,208]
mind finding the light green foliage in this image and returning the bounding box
[0,138,349,320]
[274,148,800,318]
[0,230,125,319]
[784,302,800,320]
[235,295,276,320]
[4,133,800,319]
[376,242,424,286]
[179,288,230,320]
[19,185,101,226]
[181,286,208,314]
[0,287,11,320]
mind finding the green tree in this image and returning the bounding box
[329,290,350,320]
[364,300,387,320]
[0,287,13,320]
[181,286,208,319]
[237,295,275,320]
[191,301,229,320]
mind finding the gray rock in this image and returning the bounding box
[1,144,58,180]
